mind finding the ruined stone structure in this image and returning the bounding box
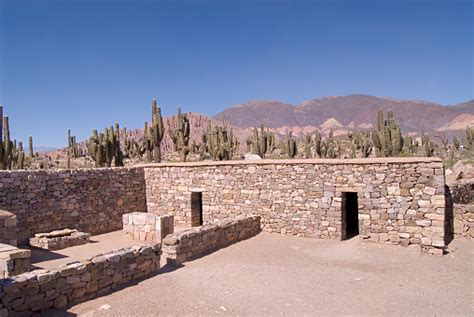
[0,211,17,247]
[0,168,146,245]
[0,244,30,278]
[0,158,449,253]
[0,244,161,315]
[0,157,464,315]
[29,229,91,251]
[144,158,447,254]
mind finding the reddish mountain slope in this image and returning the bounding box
[214,94,473,135]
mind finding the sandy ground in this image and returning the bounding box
[47,233,473,317]
[30,231,149,270]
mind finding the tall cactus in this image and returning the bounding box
[247,124,275,159]
[202,121,238,161]
[87,124,124,167]
[169,108,190,162]
[422,133,434,157]
[372,109,404,157]
[314,130,322,158]
[150,99,165,163]
[28,136,34,158]
[2,115,13,169]
[466,126,473,150]
[304,133,313,158]
[286,131,297,158]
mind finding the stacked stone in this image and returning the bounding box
[163,215,261,263]
[29,229,90,251]
[144,158,446,254]
[453,204,473,238]
[0,244,30,278]
[0,244,161,315]
[123,213,174,242]
[0,168,147,245]
[449,180,473,204]
[0,211,17,247]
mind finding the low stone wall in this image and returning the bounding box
[453,204,473,238]
[0,244,30,278]
[0,211,17,247]
[0,168,146,245]
[163,215,261,263]
[0,244,161,316]
[29,229,90,251]
[449,180,473,204]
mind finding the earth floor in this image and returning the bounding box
[48,232,473,316]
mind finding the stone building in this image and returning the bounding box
[0,157,450,254]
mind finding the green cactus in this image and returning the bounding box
[466,126,473,150]
[422,133,434,157]
[452,136,460,150]
[2,114,13,170]
[169,108,190,162]
[246,124,275,159]
[286,131,297,158]
[304,133,312,158]
[150,99,165,163]
[372,109,403,157]
[87,124,124,167]
[28,136,33,158]
[314,130,322,158]
[201,121,237,161]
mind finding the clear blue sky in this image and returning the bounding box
[0,0,472,147]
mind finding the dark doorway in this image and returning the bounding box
[191,191,203,227]
[342,192,359,240]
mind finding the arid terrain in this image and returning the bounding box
[50,233,473,317]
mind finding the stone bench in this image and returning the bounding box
[0,210,17,247]
[0,243,30,278]
[123,212,174,243]
[29,229,91,250]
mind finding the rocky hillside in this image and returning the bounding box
[214,94,474,137]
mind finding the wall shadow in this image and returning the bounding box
[444,185,454,246]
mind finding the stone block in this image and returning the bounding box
[0,244,31,278]
[123,212,174,242]
[29,229,90,251]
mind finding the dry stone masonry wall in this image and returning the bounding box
[0,168,147,245]
[0,244,161,316]
[163,215,261,263]
[0,158,449,255]
[0,244,30,279]
[144,158,446,253]
[123,213,174,243]
[453,204,473,238]
[0,212,17,247]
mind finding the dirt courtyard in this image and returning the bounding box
[52,233,473,316]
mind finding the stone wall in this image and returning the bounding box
[0,244,30,278]
[162,215,261,263]
[0,244,161,316]
[449,180,473,204]
[0,211,17,247]
[144,158,446,252]
[0,168,146,245]
[453,204,473,238]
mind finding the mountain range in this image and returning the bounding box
[213,94,474,138]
